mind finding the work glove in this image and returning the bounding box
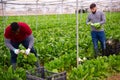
[25,48,30,55]
[91,23,101,29]
[13,49,20,54]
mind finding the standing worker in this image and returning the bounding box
[86,3,106,57]
[4,22,39,69]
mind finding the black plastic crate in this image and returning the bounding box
[105,39,120,56]
[26,67,66,80]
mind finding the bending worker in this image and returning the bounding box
[4,22,39,69]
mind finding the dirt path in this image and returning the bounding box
[106,74,120,80]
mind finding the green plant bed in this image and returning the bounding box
[69,55,120,80]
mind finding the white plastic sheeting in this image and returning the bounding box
[0,0,120,16]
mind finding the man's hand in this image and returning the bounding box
[25,48,30,55]
[91,23,101,29]
[92,23,100,26]
[87,22,92,25]
[14,49,20,54]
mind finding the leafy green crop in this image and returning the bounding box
[0,66,26,80]
[17,53,37,69]
[0,12,120,80]
[69,55,120,80]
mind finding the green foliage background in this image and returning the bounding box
[0,12,120,80]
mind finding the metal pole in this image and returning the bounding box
[110,0,112,18]
[25,0,28,23]
[61,0,63,14]
[80,1,82,25]
[1,0,6,33]
[1,0,4,27]
[36,0,39,30]
[76,0,79,68]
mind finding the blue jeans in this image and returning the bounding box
[91,31,106,55]
[10,37,37,64]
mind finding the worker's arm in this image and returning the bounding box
[25,34,34,55]
[5,38,15,51]
[27,34,34,49]
[99,12,106,25]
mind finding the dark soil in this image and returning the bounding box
[106,74,120,80]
